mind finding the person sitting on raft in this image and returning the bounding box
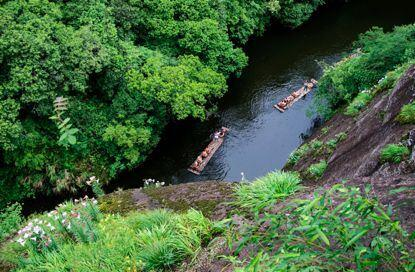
[277,101,287,108]
[219,128,226,138]
[212,130,221,141]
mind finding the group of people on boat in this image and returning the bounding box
[190,127,227,171]
[276,79,317,109]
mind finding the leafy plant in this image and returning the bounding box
[0,203,23,242]
[307,160,327,179]
[233,184,415,271]
[310,140,324,151]
[396,101,415,124]
[321,126,330,135]
[287,144,310,166]
[50,97,79,147]
[315,24,415,118]
[87,176,105,197]
[335,132,348,142]
[345,92,373,116]
[8,207,212,271]
[234,171,302,213]
[380,144,410,163]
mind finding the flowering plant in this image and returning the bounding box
[15,196,101,253]
[143,178,165,189]
[86,176,105,197]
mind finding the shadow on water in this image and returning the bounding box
[107,0,415,190]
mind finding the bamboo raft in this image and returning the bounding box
[188,127,229,175]
[273,79,318,113]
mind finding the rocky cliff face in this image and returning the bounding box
[287,65,415,231]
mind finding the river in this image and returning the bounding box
[108,0,415,190]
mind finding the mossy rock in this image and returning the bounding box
[144,181,235,219]
[99,189,138,215]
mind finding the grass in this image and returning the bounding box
[396,101,415,124]
[380,144,410,163]
[234,171,302,213]
[307,160,328,179]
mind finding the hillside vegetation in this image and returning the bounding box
[0,0,329,207]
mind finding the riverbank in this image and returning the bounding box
[2,64,414,271]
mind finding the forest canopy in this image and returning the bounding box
[0,0,327,206]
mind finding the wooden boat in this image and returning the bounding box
[188,127,229,175]
[273,79,318,113]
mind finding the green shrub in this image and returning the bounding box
[310,140,324,151]
[335,132,348,142]
[345,92,372,116]
[380,144,410,163]
[307,160,327,179]
[234,171,302,213]
[326,132,348,150]
[397,102,415,124]
[234,184,415,271]
[287,144,310,166]
[321,126,330,135]
[0,203,23,242]
[326,138,338,149]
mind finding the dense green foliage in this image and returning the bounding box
[0,203,23,242]
[380,144,410,164]
[1,199,213,271]
[234,171,302,212]
[316,24,415,118]
[397,101,415,124]
[0,0,328,207]
[231,184,414,271]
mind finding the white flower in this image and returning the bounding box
[46,223,55,231]
[62,211,67,217]
[33,226,42,234]
[30,237,37,241]
[23,233,31,239]
[17,238,25,246]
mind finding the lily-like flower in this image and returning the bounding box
[17,238,25,246]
